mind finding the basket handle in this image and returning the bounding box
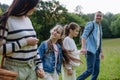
[1,55,5,68]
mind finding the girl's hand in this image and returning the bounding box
[26,37,39,46]
[67,69,73,75]
[80,47,87,55]
[37,68,45,78]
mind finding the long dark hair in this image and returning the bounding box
[0,0,39,38]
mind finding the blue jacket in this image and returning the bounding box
[81,21,102,54]
[37,40,63,74]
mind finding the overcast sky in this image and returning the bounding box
[0,0,120,14]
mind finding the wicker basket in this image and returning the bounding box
[0,68,18,80]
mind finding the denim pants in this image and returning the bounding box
[77,50,100,80]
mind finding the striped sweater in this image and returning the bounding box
[0,16,41,67]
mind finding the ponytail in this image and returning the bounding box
[64,25,69,37]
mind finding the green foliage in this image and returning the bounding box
[31,0,68,43]
[65,13,86,26]
[102,18,112,38]
[110,14,120,37]
[81,14,90,22]
[86,13,94,21]
[0,3,9,12]
[102,13,113,38]
[104,12,113,25]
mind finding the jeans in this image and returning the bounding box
[77,50,100,80]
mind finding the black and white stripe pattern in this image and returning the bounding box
[0,16,41,67]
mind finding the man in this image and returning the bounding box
[77,11,104,80]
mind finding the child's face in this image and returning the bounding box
[51,28,63,40]
[70,27,80,37]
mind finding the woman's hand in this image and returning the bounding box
[26,37,39,46]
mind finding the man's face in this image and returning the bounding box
[95,12,103,24]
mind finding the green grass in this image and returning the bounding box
[1,38,120,80]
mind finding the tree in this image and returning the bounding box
[74,5,83,15]
[110,14,120,37]
[102,12,113,38]
[0,3,9,12]
[102,18,112,38]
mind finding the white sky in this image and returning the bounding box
[0,0,120,14]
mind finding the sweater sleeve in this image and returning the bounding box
[35,42,46,69]
[0,39,27,55]
[34,52,43,69]
[0,22,27,55]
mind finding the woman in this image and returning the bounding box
[0,0,41,80]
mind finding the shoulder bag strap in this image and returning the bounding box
[86,21,94,39]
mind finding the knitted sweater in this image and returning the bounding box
[0,16,41,67]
